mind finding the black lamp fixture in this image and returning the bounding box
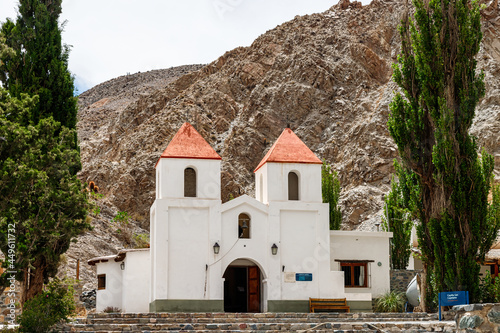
[213,242,220,255]
[120,262,125,270]
[271,243,278,255]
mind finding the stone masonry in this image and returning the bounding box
[451,303,500,332]
[0,281,21,325]
[390,269,422,293]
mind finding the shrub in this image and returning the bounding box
[103,306,121,313]
[133,233,150,249]
[18,278,75,333]
[374,291,406,313]
[479,271,500,303]
[112,211,132,245]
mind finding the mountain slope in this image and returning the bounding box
[72,0,500,290]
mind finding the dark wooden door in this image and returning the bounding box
[247,266,260,312]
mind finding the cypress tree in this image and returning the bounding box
[0,0,77,128]
[322,161,343,230]
[0,1,89,306]
[382,163,416,270]
[389,0,500,308]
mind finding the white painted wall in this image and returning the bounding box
[122,250,150,312]
[330,231,393,299]
[255,162,322,204]
[156,158,221,200]
[95,260,123,312]
[150,197,221,302]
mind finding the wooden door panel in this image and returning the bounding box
[247,266,260,312]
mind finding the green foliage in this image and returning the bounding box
[0,89,90,301]
[373,290,406,313]
[0,0,77,129]
[388,0,500,304]
[18,278,75,333]
[133,233,150,249]
[322,161,342,230]
[479,271,500,303]
[89,190,103,217]
[112,211,130,224]
[382,169,414,269]
[112,211,132,245]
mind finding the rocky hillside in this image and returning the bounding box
[70,0,500,290]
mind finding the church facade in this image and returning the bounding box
[89,123,392,313]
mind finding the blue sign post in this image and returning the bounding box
[438,291,469,320]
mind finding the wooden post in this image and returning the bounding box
[76,259,80,280]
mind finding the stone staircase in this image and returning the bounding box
[57,312,456,332]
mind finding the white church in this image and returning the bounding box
[88,123,393,313]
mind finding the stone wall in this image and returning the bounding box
[0,282,21,325]
[451,303,500,332]
[390,269,422,293]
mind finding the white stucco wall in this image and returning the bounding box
[156,158,221,200]
[150,197,221,302]
[95,260,123,312]
[330,231,393,300]
[218,197,344,304]
[255,162,322,204]
[121,250,150,312]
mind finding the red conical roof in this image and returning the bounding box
[156,123,221,167]
[254,128,322,172]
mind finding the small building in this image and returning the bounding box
[89,123,392,313]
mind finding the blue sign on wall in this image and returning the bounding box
[296,273,312,281]
[438,291,469,320]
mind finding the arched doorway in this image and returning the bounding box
[223,259,262,312]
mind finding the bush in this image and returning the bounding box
[18,278,75,333]
[112,211,132,245]
[133,233,150,249]
[374,291,406,313]
[103,306,121,313]
[479,271,500,303]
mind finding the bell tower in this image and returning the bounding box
[155,122,221,200]
[254,128,323,204]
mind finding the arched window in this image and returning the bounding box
[238,213,250,239]
[288,172,299,200]
[184,167,196,197]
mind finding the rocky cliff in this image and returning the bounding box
[70,0,500,291]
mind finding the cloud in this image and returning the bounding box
[1,0,374,92]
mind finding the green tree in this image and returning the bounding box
[322,161,342,230]
[382,164,414,270]
[0,0,77,128]
[389,0,500,308]
[0,88,90,306]
[18,278,76,333]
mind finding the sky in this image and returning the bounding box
[0,0,367,94]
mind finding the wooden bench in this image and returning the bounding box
[309,298,350,313]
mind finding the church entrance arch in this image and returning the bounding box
[223,259,263,312]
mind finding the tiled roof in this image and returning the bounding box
[254,128,322,172]
[156,122,221,167]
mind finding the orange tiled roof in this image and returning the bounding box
[254,128,322,172]
[156,123,221,167]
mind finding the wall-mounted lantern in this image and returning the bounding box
[120,262,125,270]
[271,243,278,256]
[213,242,220,255]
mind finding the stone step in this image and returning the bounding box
[85,316,441,325]
[59,320,456,332]
[86,312,438,321]
[58,328,376,333]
